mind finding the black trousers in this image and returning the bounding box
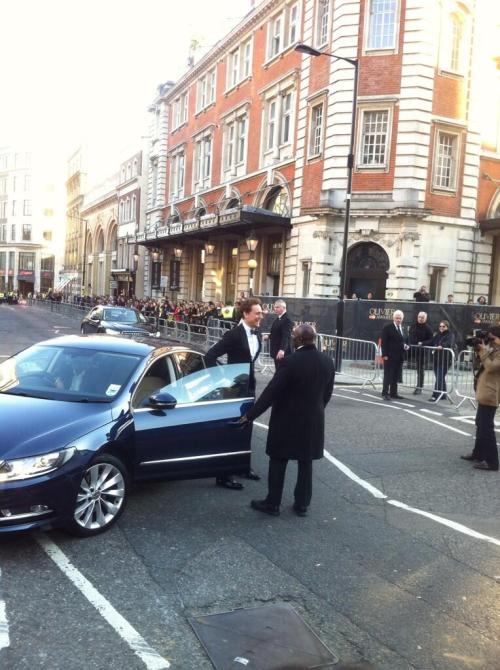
[382,358,403,396]
[473,404,498,468]
[266,458,313,507]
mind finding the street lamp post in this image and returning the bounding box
[246,232,259,298]
[295,43,359,355]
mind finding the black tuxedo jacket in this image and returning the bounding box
[381,323,406,361]
[269,313,293,359]
[205,323,261,390]
[246,345,335,461]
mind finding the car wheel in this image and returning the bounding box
[66,454,129,537]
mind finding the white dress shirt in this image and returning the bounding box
[241,321,259,361]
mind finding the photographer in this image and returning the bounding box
[461,326,500,471]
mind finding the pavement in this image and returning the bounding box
[0,302,499,670]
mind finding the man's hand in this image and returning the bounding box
[276,349,285,360]
[236,415,250,425]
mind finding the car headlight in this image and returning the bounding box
[105,328,120,335]
[0,448,76,482]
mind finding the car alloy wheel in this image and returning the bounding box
[68,454,128,536]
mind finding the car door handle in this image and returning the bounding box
[227,418,251,429]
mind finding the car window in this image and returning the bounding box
[132,355,176,408]
[174,351,205,378]
[160,363,250,404]
[90,308,101,320]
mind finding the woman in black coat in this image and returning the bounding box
[429,320,455,401]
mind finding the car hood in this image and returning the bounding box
[0,394,114,459]
[103,320,153,333]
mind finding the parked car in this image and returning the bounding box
[0,335,253,536]
[80,306,159,337]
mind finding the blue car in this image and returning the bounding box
[0,335,253,536]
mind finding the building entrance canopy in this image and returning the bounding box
[135,205,291,249]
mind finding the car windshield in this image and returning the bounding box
[0,345,142,402]
[103,308,146,324]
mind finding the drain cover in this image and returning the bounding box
[189,602,338,669]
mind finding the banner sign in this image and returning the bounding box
[169,259,180,291]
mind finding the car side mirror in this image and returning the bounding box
[148,392,177,410]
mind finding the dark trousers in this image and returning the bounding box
[415,354,425,389]
[266,458,313,508]
[382,358,402,396]
[432,362,450,397]
[473,404,498,468]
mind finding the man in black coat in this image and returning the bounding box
[268,299,293,370]
[241,324,335,517]
[381,309,409,400]
[408,311,433,394]
[205,297,263,489]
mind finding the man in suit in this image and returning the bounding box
[268,299,293,370]
[381,309,409,400]
[205,297,263,489]
[240,324,335,517]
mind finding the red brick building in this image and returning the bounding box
[137,0,500,304]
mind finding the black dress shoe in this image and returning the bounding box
[250,499,280,516]
[292,503,308,517]
[390,394,405,400]
[216,477,244,490]
[382,394,391,401]
[245,469,261,481]
[460,453,480,462]
[473,462,499,471]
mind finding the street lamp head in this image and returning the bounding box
[205,242,215,255]
[246,231,259,252]
[294,42,323,57]
[173,247,183,259]
[151,249,159,262]
[133,253,139,264]
[248,258,258,270]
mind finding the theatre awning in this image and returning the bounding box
[136,205,291,248]
[479,217,500,234]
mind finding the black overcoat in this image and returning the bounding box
[269,313,293,359]
[381,323,406,361]
[245,344,335,460]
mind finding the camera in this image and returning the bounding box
[465,329,491,347]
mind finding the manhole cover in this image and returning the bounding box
[189,602,338,669]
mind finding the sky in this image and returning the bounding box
[0,0,254,178]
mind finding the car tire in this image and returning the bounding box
[66,454,129,537]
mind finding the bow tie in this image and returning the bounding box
[250,329,259,336]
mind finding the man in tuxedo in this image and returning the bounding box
[240,324,335,517]
[205,297,263,490]
[381,309,409,400]
[269,299,293,370]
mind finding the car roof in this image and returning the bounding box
[29,334,203,358]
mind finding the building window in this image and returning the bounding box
[23,200,32,216]
[11,200,16,216]
[222,111,248,177]
[172,91,188,129]
[441,11,468,73]
[151,160,158,206]
[359,110,389,166]
[0,177,6,194]
[315,0,330,47]
[309,102,324,157]
[193,134,213,191]
[170,149,185,199]
[366,0,397,50]
[24,175,31,191]
[22,224,31,241]
[11,224,16,241]
[196,67,216,112]
[0,225,6,242]
[227,37,252,90]
[302,261,311,297]
[433,131,458,191]
[19,252,35,271]
[267,3,300,60]
[0,202,6,219]
[262,86,296,164]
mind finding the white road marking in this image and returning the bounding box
[36,534,170,669]
[254,408,500,546]
[389,400,415,408]
[336,388,360,394]
[420,409,443,416]
[0,569,10,652]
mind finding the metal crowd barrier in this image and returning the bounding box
[399,345,456,403]
[255,334,274,376]
[318,334,379,387]
[453,349,477,409]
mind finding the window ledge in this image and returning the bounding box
[224,75,252,97]
[438,68,465,79]
[263,42,299,69]
[363,47,397,57]
[430,186,458,196]
[355,164,388,172]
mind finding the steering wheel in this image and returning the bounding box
[19,371,58,388]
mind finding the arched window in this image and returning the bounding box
[449,13,464,71]
[263,186,290,216]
